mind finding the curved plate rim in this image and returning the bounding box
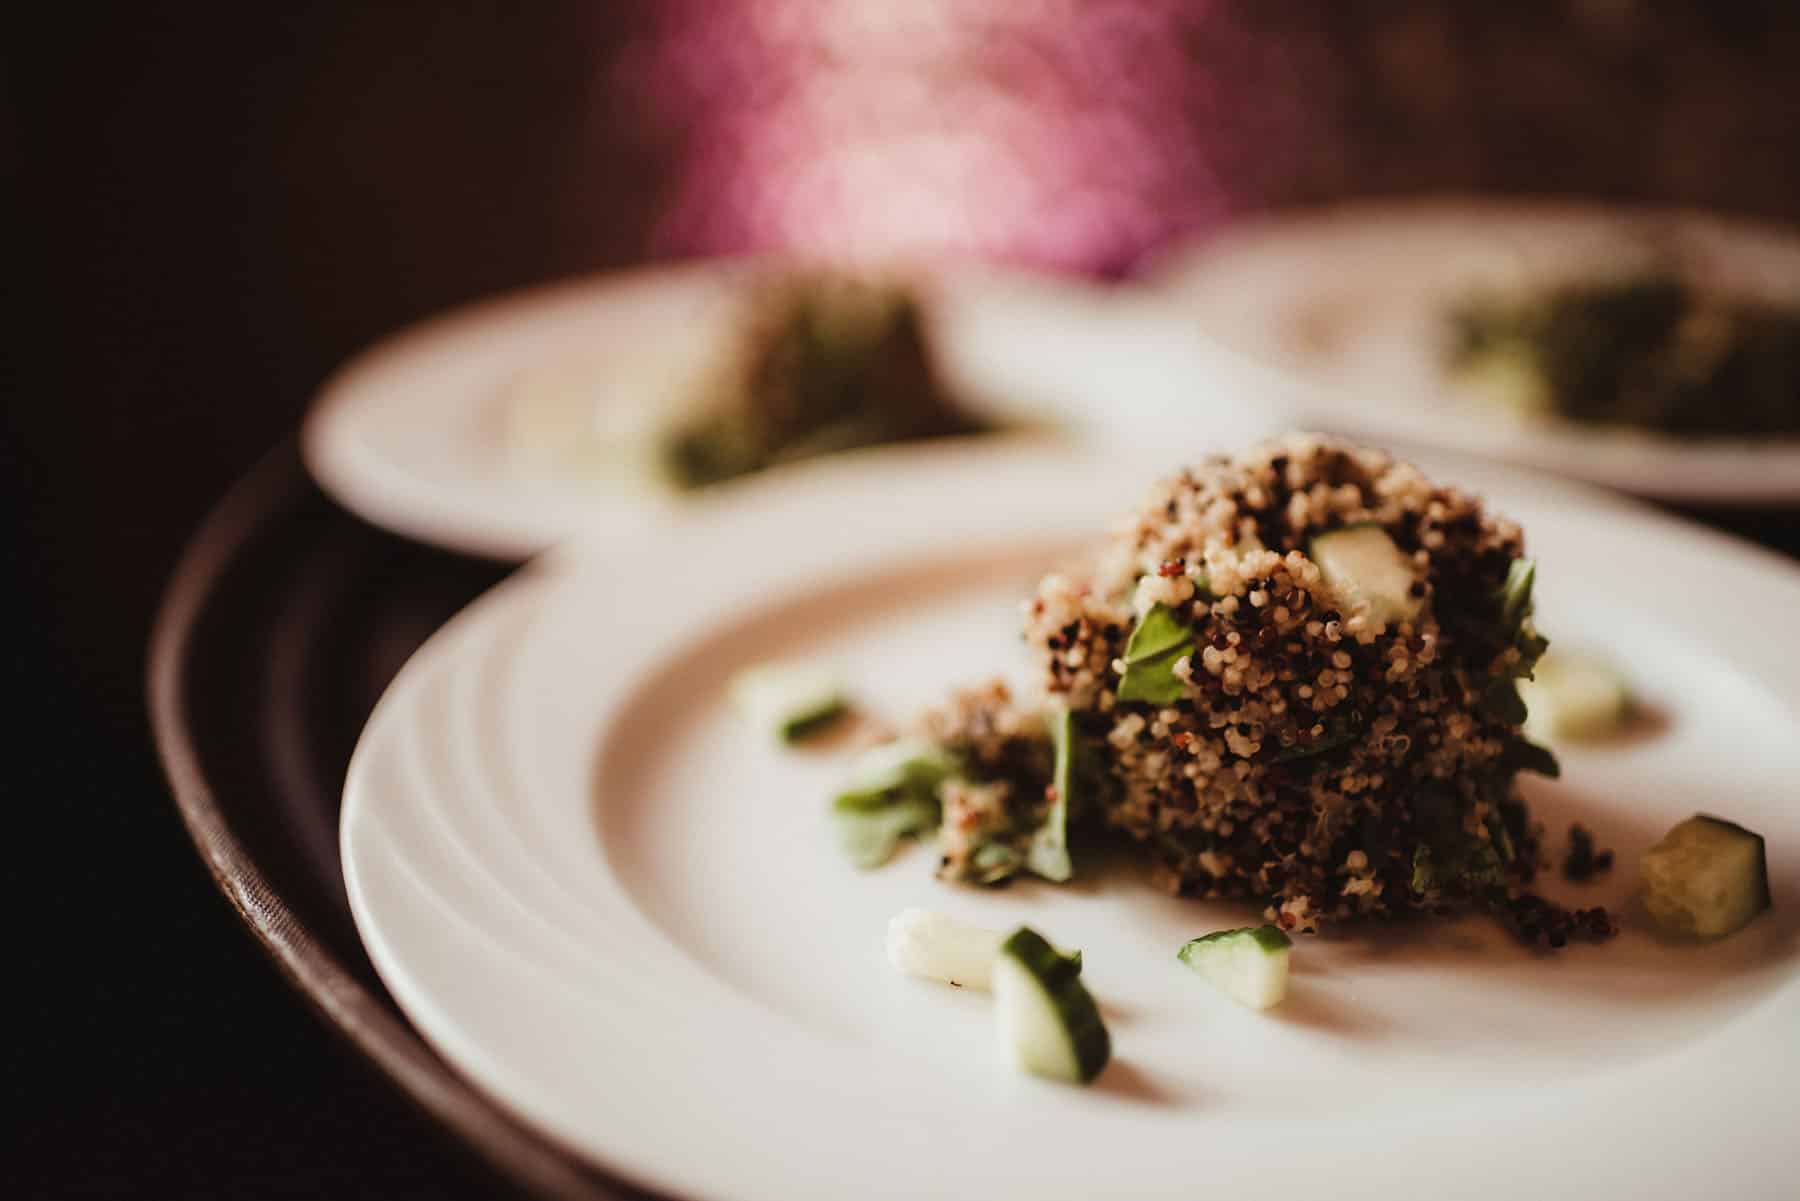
[146,442,647,1201]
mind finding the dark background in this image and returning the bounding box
[11,4,1800,1197]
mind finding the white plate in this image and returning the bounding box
[303,258,1268,559]
[1140,200,1800,503]
[343,440,1800,1201]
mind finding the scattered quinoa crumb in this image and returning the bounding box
[1562,822,1616,883]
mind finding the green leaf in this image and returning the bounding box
[1116,648,1190,703]
[1493,557,1550,684]
[1115,603,1195,704]
[1498,558,1537,632]
[832,739,959,810]
[1122,602,1192,663]
[829,739,956,868]
[831,796,939,868]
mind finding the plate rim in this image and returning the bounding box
[301,258,737,562]
[146,441,652,1201]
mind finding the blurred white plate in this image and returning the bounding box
[344,439,1800,1201]
[303,258,1267,559]
[1141,201,1800,504]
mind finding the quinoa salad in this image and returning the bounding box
[831,433,1615,947]
[507,269,990,494]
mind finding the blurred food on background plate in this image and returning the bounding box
[302,255,1280,558]
[1445,268,1800,436]
[1145,203,1800,446]
[506,269,992,491]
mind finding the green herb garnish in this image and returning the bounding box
[831,796,940,869]
[1481,556,1551,732]
[1494,557,1550,679]
[1027,707,1082,881]
[1115,603,1196,705]
[1498,558,1537,633]
[829,740,959,868]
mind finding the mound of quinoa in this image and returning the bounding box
[929,434,1604,940]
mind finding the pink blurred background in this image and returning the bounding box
[22,3,1800,696]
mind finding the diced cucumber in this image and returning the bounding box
[729,660,847,742]
[885,908,1080,991]
[1641,815,1772,939]
[834,739,958,808]
[992,927,1110,1084]
[1309,524,1424,627]
[886,908,1004,989]
[1518,649,1629,742]
[830,740,958,868]
[967,841,1024,884]
[832,797,938,869]
[1176,924,1293,1009]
